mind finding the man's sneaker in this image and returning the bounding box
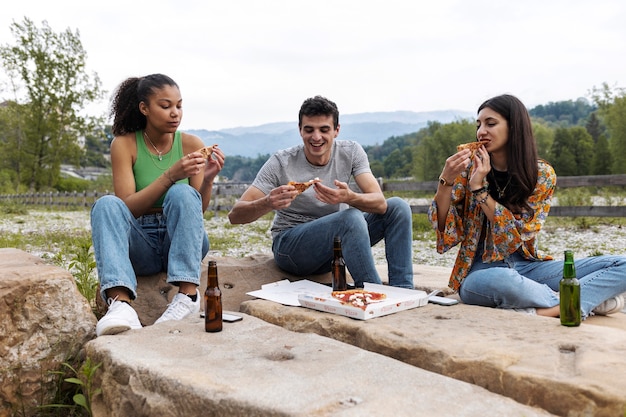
[96,298,142,336]
[154,289,200,324]
[592,295,625,316]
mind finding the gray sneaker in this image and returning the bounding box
[593,295,625,316]
[154,289,200,324]
[96,298,142,336]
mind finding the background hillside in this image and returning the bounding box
[189,110,473,158]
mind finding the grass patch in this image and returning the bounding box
[412,214,436,242]
[543,216,626,231]
[205,211,274,255]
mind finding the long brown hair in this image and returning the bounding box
[478,94,538,213]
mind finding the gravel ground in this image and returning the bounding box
[2,208,626,269]
[4,207,623,314]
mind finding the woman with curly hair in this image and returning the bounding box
[91,74,225,336]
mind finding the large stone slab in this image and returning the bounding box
[118,254,454,325]
[85,314,554,417]
[240,299,626,417]
[0,248,96,417]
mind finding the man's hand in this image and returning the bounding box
[266,184,299,210]
[313,180,350,205]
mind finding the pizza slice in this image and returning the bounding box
[331,289,387,310]
[456,140,488,157]
[288,177,320,195]
[197,144,218,159]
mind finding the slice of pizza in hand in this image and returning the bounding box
[197,144,218,159]
[288,177,321,195]
[456,140,487,157]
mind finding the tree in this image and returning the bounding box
[550,128,578,176]
[369,160,385,178]
[413,120,475,181]
[0,17,105,191]
[383,148,412,179]
[532,120,554,162]
[570,126,593,174]
[529,98,596,126]
[590,83,626,173]
[591,135,612,175]
[585,112,604,143]
[550,127,593,176]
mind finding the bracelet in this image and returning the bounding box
[471,186,488,195]
[476,193,489,205]
[165,170,176,186]
[439,176,453,187]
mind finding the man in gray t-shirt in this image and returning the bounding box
[228,96,414,288]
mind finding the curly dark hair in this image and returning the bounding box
[298,95,340,129]
[110,74,179,136]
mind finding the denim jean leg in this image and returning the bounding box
[129,214,167,276]
[572,255,626,317]
[515,254,626,317]
[460,254,559,309]
[365,197,414,288]
[272,209,382,286]
[162,184,208,286]
[91,195,140,301]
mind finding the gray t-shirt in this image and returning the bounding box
[251,140,372,237]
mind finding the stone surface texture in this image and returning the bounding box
[0,248,96,417]
[3,250,626,417]
[86,314,555,417]
[241,297,626,417]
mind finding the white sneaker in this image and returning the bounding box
[512,307,537,315]
[592,295,625,316]
[154,289,200,324]
[96,297,142,336]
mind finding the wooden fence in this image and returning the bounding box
[2,174,626,217]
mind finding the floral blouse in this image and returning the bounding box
[428,159,556,291]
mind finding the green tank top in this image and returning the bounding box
[134,130,187,208]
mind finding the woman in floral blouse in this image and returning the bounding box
[428,94,626,318]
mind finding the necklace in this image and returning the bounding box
[144,130,169,161]
[143,130,173,170]
[490,169,512,199]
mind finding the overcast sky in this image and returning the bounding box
[1,0,625,131]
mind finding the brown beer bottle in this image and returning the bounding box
[332,236,347,291]
[205,260,223,332]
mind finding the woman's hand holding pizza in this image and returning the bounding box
[440,148,472,187]
[469,146,491,190]
[170,151,207,180]
[202,146,224,183]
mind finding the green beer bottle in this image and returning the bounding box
[559,250,581,327]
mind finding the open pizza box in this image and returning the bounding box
[247,279,429,320]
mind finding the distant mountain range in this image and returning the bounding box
[188,110,474,158]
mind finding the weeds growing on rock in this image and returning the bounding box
[66,237,98,308]
[39,358,102,417]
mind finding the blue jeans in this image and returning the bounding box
[272,197,414,288]
[459,250,626,318]
[90,184,209,301]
